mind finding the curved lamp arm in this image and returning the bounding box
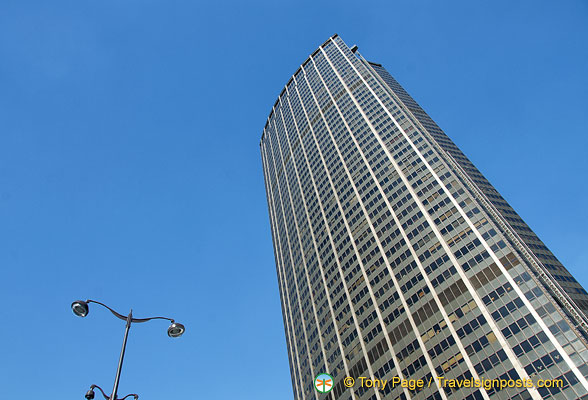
[119,394,139,400]
[86,300,127,321]
[130,316,174,323]
[90,384,110,400]
[86,300,176,323]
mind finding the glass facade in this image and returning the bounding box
[260,35,588,400]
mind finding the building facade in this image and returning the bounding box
[260,35,588,400]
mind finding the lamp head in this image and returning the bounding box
[71,300,89,317]
[85,388,95,400]
[167,322,185,338]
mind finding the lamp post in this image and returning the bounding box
[71,299,185,400]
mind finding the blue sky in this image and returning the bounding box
[0,1,587,399]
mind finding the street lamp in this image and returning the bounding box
[71,299,185,400]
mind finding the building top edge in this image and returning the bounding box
[259,33,341,146]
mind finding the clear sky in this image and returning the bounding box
[0,1,586,399]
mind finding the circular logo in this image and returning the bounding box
[314,373,334,393]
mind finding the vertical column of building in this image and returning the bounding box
[293,64,387,400]
[281,83,364,400]
[282,78,357,400]
[266,111,319,398]
[261,124,307,399]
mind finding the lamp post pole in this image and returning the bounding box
[71,299,185,400]
[111,310,133,400]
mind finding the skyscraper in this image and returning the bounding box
[260,35,588,400]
